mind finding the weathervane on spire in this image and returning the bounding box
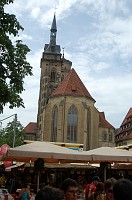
[54,5,57,14]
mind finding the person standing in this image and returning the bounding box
[85,176,100,200]
[113,178,132,200]
[89,182,105,200]
[35,185,64,200]
[18,184,31,200]
[104,177,117,200]
[61,178,78,200]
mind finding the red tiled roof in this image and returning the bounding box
[121,108,132,126]
[99,112,114,129]
[24,122,37,134]
[51,68,95,101]
[116,108,132,139]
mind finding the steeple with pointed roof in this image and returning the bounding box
[50,14,57,46]
[51,14,57,32]
[44,14,61,54]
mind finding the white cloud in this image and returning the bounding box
[30,7,41,19]
[92,62,110,72]
[19,34,32,41]
[4,1,24,17]
[27,50,42,77]
[85,74,132,127]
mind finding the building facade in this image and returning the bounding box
[115,108,132,146]
[36,14,115,150]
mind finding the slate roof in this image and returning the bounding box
[99,112,114,129]
[51,68,95,101]
[44,44,61,54]
[23,122,37,134]
[51,14,57,31]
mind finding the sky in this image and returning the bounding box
[1,0,132,129]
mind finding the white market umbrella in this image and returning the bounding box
[83,147,132,181]
[1,141,92,163]
[85,147,132,163]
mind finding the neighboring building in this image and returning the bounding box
[23,122,37,141]
[98,112,115,147]
[115,108,132,146]
[35,14,115,150]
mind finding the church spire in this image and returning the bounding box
[50,14,57,46]
[51,14,57,31]
[44,13,61,54]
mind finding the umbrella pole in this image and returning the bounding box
[100,162,109,182]
[37,171,40,192]
[104,166,107,182]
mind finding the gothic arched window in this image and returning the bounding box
[51,68,56,82]
[67,105,78,143]
[109,133,112,142]
[51,106,58,142]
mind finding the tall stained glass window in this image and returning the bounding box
[51,106,58,142]
[67,105,78,143]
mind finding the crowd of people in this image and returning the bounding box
[1,172,132,200]
[85,176,132,200]
[34,177,132,200]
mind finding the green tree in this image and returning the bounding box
[0,120,25,147]
[0,0,33,113]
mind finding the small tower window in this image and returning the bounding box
[71,85,77,91]
[51,68,56,82]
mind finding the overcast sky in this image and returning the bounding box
[1,0,132,129]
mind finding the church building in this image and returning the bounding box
[36,14,115,150]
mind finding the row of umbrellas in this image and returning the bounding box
[1,141,132,164]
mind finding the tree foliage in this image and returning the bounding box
[0,0,33,113]
[0,120,25,147]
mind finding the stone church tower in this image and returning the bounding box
[37,14,115,150]
[37,14,72,137]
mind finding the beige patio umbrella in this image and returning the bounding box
[83,147,132,181]
[1,141,92,163]
[2,143,132,163]
[1,141,92,192]
[84,147,132,163]
[2,143,132,183]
